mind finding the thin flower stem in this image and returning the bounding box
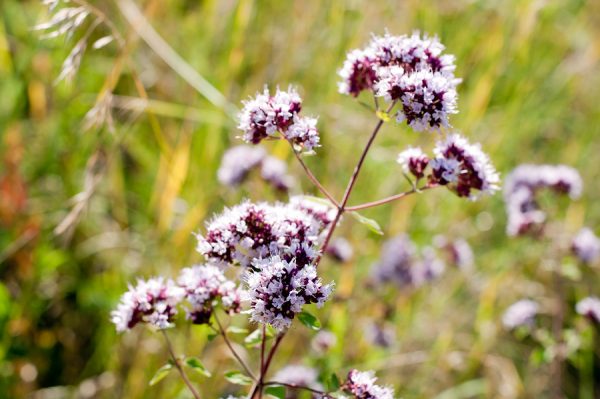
[161,331,201,399]
[290,147,339,207]
[264,381,331,396]
[345,185,436,212]
[249,333,286,399]
[318,101,397,257]
[260,326,267,373]
[212,313,256,381]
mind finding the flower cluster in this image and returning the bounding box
[111,266,244,331]
[396,134,499,200]
[244,257,333,330]
[342,369,395,399]
[238,87,319,151]
[571,227,600,264]
[375,67,458,131]
[289,195,337,231]
[311,330,337,353]
[178,265,244,324]
[504,164,582,236]
[325,237,354,263]
[339,32,459,131]
[196,201,329,268]
[433,236,474,270]
[397,147,429,179]
[364,322,395,348]
[370,234,445,288]
[430,134,500,199]
[502,299,538,330]
[576,297,600,324]
[217,145,294,191]
[272,365,323,390]
[111,277,184,332]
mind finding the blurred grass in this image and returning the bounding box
[1,0,600,398]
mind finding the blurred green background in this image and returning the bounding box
[2,0,600,398]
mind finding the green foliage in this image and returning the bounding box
[185,357,211,377]
[298,311,321,331]
[149,363,173,386]
[224,371,253,386]
[265,385,286,399]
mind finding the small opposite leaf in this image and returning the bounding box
[376,110,391,122]
[328,372,340,391]
[265,385,286,399]
[149,363,173,386]
[224,371,253,386]
[207,332,218,341]
[298,311,321,331]
[350,212,383,235]
[227,326,248,334]
[244,329,263,347]
[185,357,211,377]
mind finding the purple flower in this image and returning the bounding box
[311,330,337,353]
[260,156,295,192]
[502,299,538,330]
[217,145,267,187]
[397,146,429,179]
[217,145,294,192]
[111,277,184,332]
[342,369,395,399]
[196,201,324,268]
[285,116,320,152]
[289,195,337,231]
[338,48,378,97]
[177,264,244,324]
[244,256,333,331]
[412,246,446,286]
[338,31,458,101]
[434,236,474,270]
[572,228,600,264]
[325,237,354,263]
[431,134,500,199]
[371,234,417,287]
[375,67,458,131]
[369,32,457,75]
[272,365,323,390]
[238,87,320,152]
[364,322,395,348]
[504,164,582,236]
[576,296,600,323]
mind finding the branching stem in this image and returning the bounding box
[162,331,201,399]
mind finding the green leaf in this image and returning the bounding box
[149,363,173,386]
[265,385,286,399]
[207,332,218,342]
[224,370,253,386]
[298,311,321,331]
[349,212,383,235]
[376,110,391,122]
[244,329,263,347]
[328,372,340,391]
[226,326,248,334]
[185,357,211,377]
